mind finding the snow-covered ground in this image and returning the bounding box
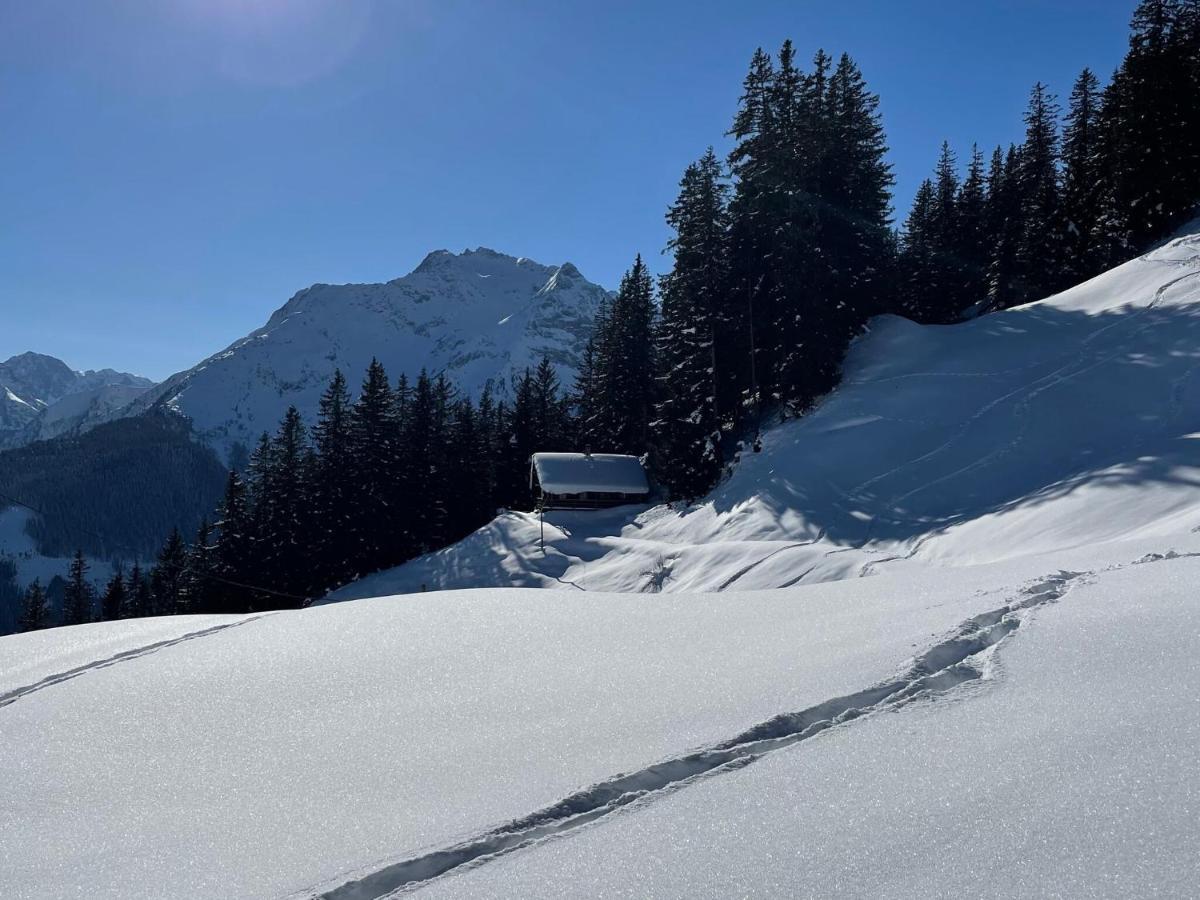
[419,552,1200,900]
[5,233,1200,897]
[333,231,1200,600]
[3,538,1198,898]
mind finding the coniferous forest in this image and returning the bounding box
[11,0,1200,629]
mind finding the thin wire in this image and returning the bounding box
[0,489,309,603]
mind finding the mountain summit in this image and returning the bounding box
[0,353,153,449]
[131,249,610,461]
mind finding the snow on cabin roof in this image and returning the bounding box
[531,453,649,495]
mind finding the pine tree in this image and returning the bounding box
[310,369,356,591]
[347,359,398,574]
[101,569,127,621]
[184,520,217,614]
[899,179,938,321]
[211,471,254,613]
[18,579,50,632]
[1062,68,1107,282]
[955,144,990,309]
[61,550,94,626]
[655,148,730,498]
[1013,82,1064,304]
[592,255,657,453]
[257,406,311,600]
[151,528,188,616]
[126,563,151,618]
[986,144,1026,310]
[1098,0,1200,248]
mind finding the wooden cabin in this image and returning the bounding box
[530,452,650,509]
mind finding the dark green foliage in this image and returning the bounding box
[0,412,227,561]
[0,558,20,633]
[654,148,729,499]
[61,550,94,626]
[1061,69,1109,282]
[18,578,50,632]
[574,256,657,455]
[101,569,126,621]
[150,529,188,616]
[1097,0,1200,251]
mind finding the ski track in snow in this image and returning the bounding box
[0,615,272,709]
[293,555,1197,900]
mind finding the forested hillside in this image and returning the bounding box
[0,413,227,562]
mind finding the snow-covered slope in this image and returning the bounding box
[3,538,1198,898]
[128,249,609,461]
[334,230,1200,600]
[0,352,153,449]
[6,237,1200,899]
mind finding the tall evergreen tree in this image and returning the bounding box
[151,528,188,616]
[18,579,50,632]
[1013,82,1064,304]
[1098,0,1200,250]
[310,369,356,591]
[986,144,1026,310]
[211,471,254,613]
[126,563,151,618]
[1061,68,1108,282]
[655,148,730,498]
[347,359,398,575]
[955,144,990,309]
[101,569,126,621]
[593,255,657,453]
[61,550,94,626]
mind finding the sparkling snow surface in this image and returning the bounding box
[0,549,1146,900]
[334,233,1200,600]
[421,556,1200,900]
[6,234,1200,898]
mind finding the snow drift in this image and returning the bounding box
[334,230,1200,600]
[5,234,1200,898]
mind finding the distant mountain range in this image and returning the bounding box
[0,352,154,450]
[3,249,608,462]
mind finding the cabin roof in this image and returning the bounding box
[531,452,649,495]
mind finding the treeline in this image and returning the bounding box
[14,358,578,627]
[11,0,1199,630]
[899,0,1200,321]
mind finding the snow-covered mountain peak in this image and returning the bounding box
[129,249,610,461]
[0,352,153,449]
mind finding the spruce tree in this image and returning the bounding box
[101,569,126,621]
[986,145,1026,310]
[126,563,151,618]
[955,144,990,309]
[1061,68,1107,282]
[184,520,217,614]
[18,579,50,632]
[151,528,188,616]
[310,370,356,590]
[258,406,311,600]
[211,471,254,613]
[1011,83,1065,304]
[655,148,730,498]
[61,550,94,626]
[347,359,398,575]
[1098,0,1200,249]
[899,179,938,321]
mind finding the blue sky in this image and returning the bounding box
[1,0,1134,380]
